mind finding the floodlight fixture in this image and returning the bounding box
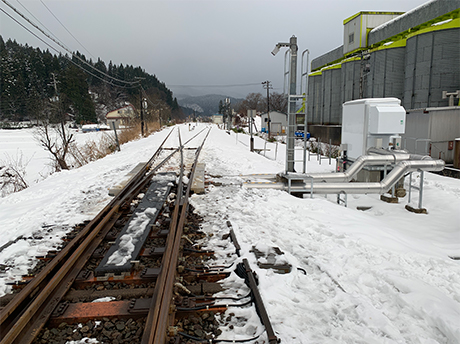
[271,45,280,56]
[271,42,290,56]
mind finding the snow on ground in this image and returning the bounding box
[0,127,114,185]
[1,123,459,343]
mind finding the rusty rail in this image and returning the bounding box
[0,128,176,344]
[142,127,211,344]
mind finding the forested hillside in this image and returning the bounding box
[178,94,243,117]
[0,36,182,124]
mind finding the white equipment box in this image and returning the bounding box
[342,98,406,160]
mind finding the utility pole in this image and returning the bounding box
[142,97,148,134]
[135,77,145,136]
[262,80,272,138]
[49,73,66,140]
[225,98,231,130]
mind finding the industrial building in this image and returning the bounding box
[260,111,288,135]
[307,0,460,164]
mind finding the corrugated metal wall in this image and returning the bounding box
[431,28,460,107]
[309,26,459,123]
[404,28,460,109]
[367,47,405,99]
[321,68,342,125]
[341,60,360,103]
[307,74,323,125]
[384,48,406,99]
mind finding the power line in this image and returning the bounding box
[15,0,61,43]
[39,0,95,60]
[1,0,138,86]
[0,7,138,90]
[168,83,262,88]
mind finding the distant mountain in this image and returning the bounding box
[178,94,243,117]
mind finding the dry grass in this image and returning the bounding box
[70,120,161,168]
[69,134,117,168]
[0,152,30,197]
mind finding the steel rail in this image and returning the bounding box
[142,127,211,344]
[0,128,176,344]
[141,133,184,344]
[127,125,210,198]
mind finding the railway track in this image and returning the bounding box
[0,125,279,344]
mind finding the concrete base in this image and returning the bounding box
[380,194,399,203]
[109,162,146,196]
[405,204,428,214]
[191,163,205,194]
[395,188,407,198]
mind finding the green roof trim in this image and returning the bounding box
[308,71,322,77]
[321,63,342,71]
[341,56,362,64]
[370,8,460,50]
[344,47,367,58]
[343,11,404,25]
[370,38,407,52]
[313,9,460,72]
[407,14,459,39]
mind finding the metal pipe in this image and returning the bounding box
[367,147,431,161]
[305,154,411,182]
[245,159,444,195]
[290,159,444,194]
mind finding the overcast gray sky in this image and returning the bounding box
[1,0,428,99]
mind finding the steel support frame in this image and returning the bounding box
[286,94,307,174]
[408,170,425,209]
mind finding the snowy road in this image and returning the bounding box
[1,124,459,343]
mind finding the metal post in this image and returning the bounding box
[419,170,424,209]
[111,121,120,151]
[303,136,307,173]
[318,138,321,164]
[272,36,298,173]
[283,50,290,95]
[248,110,255,152]
[287,36,298,173]
[408,172,413,203]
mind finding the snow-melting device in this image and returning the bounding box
[95,172,176,277]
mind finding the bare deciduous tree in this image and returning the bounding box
[34,100,73,171]
[269,92,288,113]
[236,93,266,115]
